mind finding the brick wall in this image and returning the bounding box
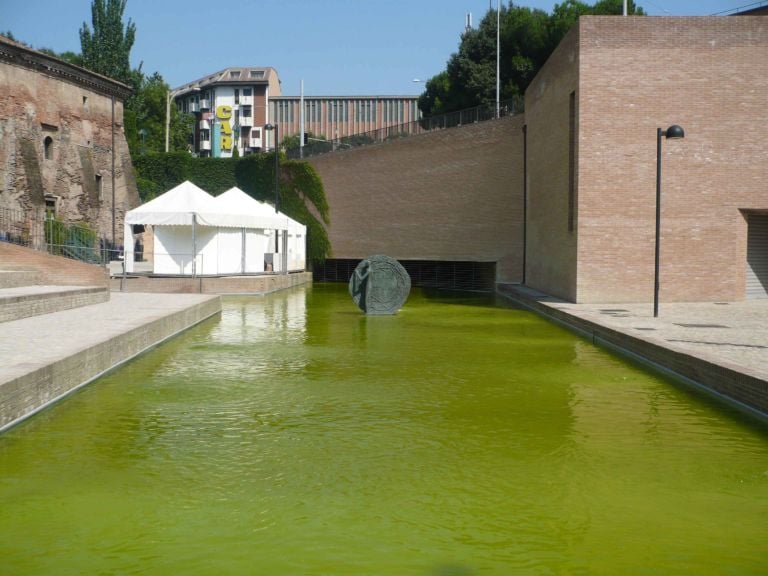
[0,37,140,241]
[307,115,525,283]
[0,242,108,287]
[574,16,768,303]
[524,24,580,301]
[524,16,768,303]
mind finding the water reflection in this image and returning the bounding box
[1,284,767,575]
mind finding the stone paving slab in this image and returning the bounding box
[498,285,768,417]
[0,293,221,431]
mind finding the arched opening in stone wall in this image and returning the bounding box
[43,136,53,160]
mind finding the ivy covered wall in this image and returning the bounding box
[133,152,330,265]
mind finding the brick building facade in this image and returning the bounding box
[308,115,525,285]
[0,35,140,245]
[525,16,768,302]
[309,16,767,302]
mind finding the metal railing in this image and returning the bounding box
[286,98,521,160]
[0,206,120,265]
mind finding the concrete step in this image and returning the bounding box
[0,285,110,323]
[0,269,42,289]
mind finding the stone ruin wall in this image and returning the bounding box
[0,38,139,246]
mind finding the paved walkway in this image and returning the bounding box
[0,293,219,386]
[498,285,768,416]
[0,293,221,431]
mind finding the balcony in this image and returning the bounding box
[189,102,200,113]
[240,115,253,127]
[199,140,211,151]
[248,136,262,149]
[199,119,211,130]
[199,98,210,110]
[240,94,253,106]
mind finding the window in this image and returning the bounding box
[242,105,252,118]
[328,100,347,123]
[44,194,57,219]
[82,96,88,106]
[95,173,103,201]
[44,136,53,160]
[568,91,577,233]
[278,101,294,123]
[230,70,241,79]
[249,70,264,78]
[243,88,252,96]
[251,128,261,139]
[235,89,240,105]
[200,129,210,141]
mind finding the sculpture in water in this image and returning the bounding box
[349,255,411,315]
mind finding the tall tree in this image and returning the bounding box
[419,0,644,117]
[79,0,136,85]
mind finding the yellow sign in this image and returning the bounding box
[216,105,233,151]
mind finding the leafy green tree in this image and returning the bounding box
[419,0,644,116]
[123,72,194,158]
[79,0,136,85]
[282,132,326,152]
[38,47,84,66]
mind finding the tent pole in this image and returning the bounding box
[192,214,197,277]
[241,228,246,274]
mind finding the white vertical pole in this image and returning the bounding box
[623,0,628,15]
[300,79,305,158]
[496,0,501,118]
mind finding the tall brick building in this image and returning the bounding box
[0,35,139,244]
[524,16,768,302]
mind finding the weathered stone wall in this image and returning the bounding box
[0,36,139,244]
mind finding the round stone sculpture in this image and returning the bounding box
[349,255,411,315]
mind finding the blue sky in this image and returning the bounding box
[2,0,758,96]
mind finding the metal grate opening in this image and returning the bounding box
[314,259,496,292]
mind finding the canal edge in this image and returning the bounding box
[496,285,768,424]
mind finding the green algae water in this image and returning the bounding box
[1,284,767,575]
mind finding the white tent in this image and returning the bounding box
[213,188,307,273]
[123,181,306,275]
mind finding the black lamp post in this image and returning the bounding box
[264,123,280,213]
[654,124,685,318]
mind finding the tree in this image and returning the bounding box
[419,0,645,117]
[123,72,194,158]
[38,47,84,67]
[79,0,136,85]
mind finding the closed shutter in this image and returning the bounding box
[746,213,768,299]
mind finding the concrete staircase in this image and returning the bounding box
[0,281,109,323]
[0,242,111,323]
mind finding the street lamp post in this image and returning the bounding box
[654,124,685,318]
[264,123,280,213]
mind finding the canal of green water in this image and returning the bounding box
[1,284,767,575]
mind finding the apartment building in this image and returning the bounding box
[173,68,419,157]
[173,67,280,158]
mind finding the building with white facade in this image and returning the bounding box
[173,68,420,157]
[174,67,281,158]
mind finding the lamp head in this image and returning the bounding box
[664,125,685,139]
[264,123,274,131]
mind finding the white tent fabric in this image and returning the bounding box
[123,182,306,274]
[213,188,307,273]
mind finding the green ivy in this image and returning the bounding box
[134,152,331,265]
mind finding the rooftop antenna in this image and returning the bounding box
[465,13,472,32]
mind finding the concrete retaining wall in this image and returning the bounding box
[0,295,221,432]
[110,272,312,294]
[497,284,768,419]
